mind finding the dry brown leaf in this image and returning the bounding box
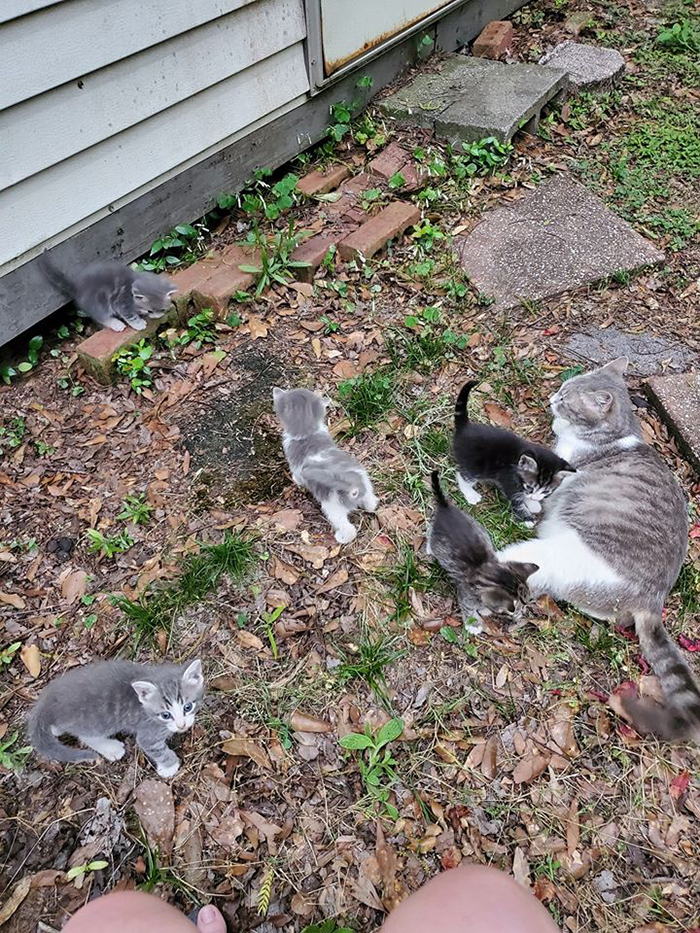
[512,750,549,784]
[20,643,41,678]
[201,350,226,378]
[61,569,88,605]
[566,797,580,856]
[494,663,509,689]
[290,281,314,297]
[0,877,31,925]
[0,550,16,563]
[237,630,264,651]
[248,316,269,339]
[269,508,303,531]
[481,735,498,779]
[134,780,175,857]
[271,556,300,585]
[290,710,332,733]
[550,703,579,758]
[240,810,282,853]
[285,543,329,569]
[0,591,25,609]
[484,402,513,429]
[316,567,349,594]
[210,814,244,849]
[311,336,322,358]
[333,360,357,378]
[512,847,531,888]
[222,736,271,770]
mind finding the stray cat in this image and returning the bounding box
[452,380,575,525]
[28,658,204,778]
[498,358,698,741]
[273,387,377,544]
[39,253,177,332]
[427,472,539,633]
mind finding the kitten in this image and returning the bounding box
[452,380,575,525]
[273,387,377,544]
[39,253,177,332]
[427,472,538,633]
[28,658,204,778]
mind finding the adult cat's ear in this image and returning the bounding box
[132,680,158,705]
[592,391,613,412]
[182,659,203,688]
[601,357,628,376]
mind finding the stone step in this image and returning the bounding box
[539,41,625,90]
[646,373,700,475]
[379,54,568,144]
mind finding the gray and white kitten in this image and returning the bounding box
[428,472,538,633]
[39,253,177,332]
[273,387,377,544]
[28,659,204,778]
[499,358,698,741]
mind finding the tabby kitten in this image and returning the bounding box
[498,358,698,741]
[427,472,538,633]
[273,387,377,544]
[28,659,204,778]
[39,253,176,332]
[452,381,575,525]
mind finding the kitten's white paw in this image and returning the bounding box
[526,499,542,514]
[102,739,126,761]
[106,318,126,332]
[157,759,180,779]
[363,492,378,512]
[464,620,484,635]
[457,474,482,504]
[522,519,536,528]
[128,317,147,331]
[335,525,357,545]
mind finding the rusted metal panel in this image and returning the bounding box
[320,0,453,74]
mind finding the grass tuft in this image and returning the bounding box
[337,369,396,433]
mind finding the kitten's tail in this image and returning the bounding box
[37,252,75,298]
[620,610,700,742]
[27,705,97,763]
[430,471,449,508]
[454,380,479,430]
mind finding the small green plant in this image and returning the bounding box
[360,187,384,211]
[57,373,85,397]
[337,634,404,706]
[0,336,43,385]
[657,20,699,53]
[381,544,442,621]
[85,529,134,558]
[411,219,445,253]
[118,493,154,526]
[113,340,154,394]
[176,308,217,349]
[65,860,108,882]
[388,307,468,373]
[388,171,405,189]
[440,625,479,658]
[233,168,300,219]
[673,561,700,618]
[261,605,283,659]
[302,921,353,933]
[0,418,26,456]
[239,221,312,296]
[0,732,32,772]
[337,369,396,432]
[339,718,404,820]
[0,642,21,665]
[457,137,513,175]
[321,244,337,271]
[139,224,205,272]
[320,315,340,334]
[34,440,55,457]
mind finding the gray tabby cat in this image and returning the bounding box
[39,253,176,332]
[498,358,698,741]
[28,659,203,778]
[273,387,377,544]
[428,472,538,633]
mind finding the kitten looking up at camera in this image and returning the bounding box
[427,472,538,633]
[28,659,204,778]
[273,387,377,544]
[39,253,177,332]
[452,380,575,525]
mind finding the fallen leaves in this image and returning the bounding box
[289,710,332,733]
[61,569,88,605]
[484,402,514,429]
[134,780,175,857]
[222,736,271,770]
[0,590,25,609]
[20,643,41,678]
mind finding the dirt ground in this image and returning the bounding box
[1,0,699,930]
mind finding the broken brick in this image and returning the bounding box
[76,308,176,385]
[297,164,351,197]
[368,141,411,179]
[290,236,338,283]
[338,201,420,261]
[325,173,375,216]
[472,21,514,59]
[190,245,259,317]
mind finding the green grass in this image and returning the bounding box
[672,561,700,618]
[336,633,405,707]
[337,369,396,433]
[379,544,443,622]
[469,495,529,550]
[115,531,257,643]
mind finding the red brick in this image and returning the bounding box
[77,307,176,385]
[338,201,420,261]
[325,173,375,216]
[290,236,338,283]
[472,21,514,59]
[190,244,259,317]
[368,141,411,179]
[297,164,351,197]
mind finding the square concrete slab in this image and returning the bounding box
[539,41,625,88]
[566,326,697,376]
[455,175,664,310]
[646,372,700,474]
[379,55,568,143]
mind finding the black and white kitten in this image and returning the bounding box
[427,473,538,633]
[273,387,377,544]
[28,659,203,778]
[39,253,177,332]
[453,381,575,525]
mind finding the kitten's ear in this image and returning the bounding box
[132,680,158,705]
[272,387,284,402]
[559,461,576,473]
[517,453,538,477]
[601,357,628,376]
[593,391,613,412]
[512,562,539,580]
[182,659,204,688]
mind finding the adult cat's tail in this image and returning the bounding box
[27,705,96,763]
[454,381,479,430]
[430,471,449,508]
[621,610,700,741]
[37,252,75,298]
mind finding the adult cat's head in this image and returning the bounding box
[549,358,640,443]
[131,659,204,734]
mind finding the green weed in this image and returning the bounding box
[139,223,205,272]
[113,340,154,394]
[0,642,21,666]
[0,732,32,772]
[340,718,404,820]
[0,336,43,386]
[66,860,108,882]
[219,168,300,220]
[389,306,468,372]
[239,221,312,296]
[85,529,134,558]
[337,634,404,707]
[672,561,700,618]
[470,496,527,549]
[0,417,26,456]
[301,921,354,933]
[337,369,396,433]
[380,545,442,622]
[118,493,154,526]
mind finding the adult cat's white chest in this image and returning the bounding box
[552,417,592,462]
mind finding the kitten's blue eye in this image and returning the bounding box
[160,711,172,720]
[183,702,194,714]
